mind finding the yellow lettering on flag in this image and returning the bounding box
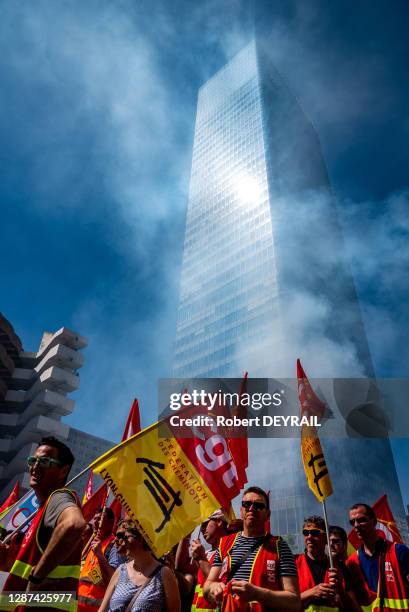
[301,425,333,502]
[89,421,220,558]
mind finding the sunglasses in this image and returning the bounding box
[116,531,139,542]
[302,528,326,537]
[330,537,343,544]
[349,516,370,526]
[27,455,62,468]
[241,500,267,511]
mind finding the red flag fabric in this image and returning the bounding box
[108,398,142,521]
[226,372,248,491]
[348,494,403,550]
[0,481,19,514]
[373,494,404,543]
[122,398,141,441]
[297,358,326,420]
[110,497,123,524]
[82,483,109,523]
[168,380,250,511]
[172,399,242,512]
[82,471,93,505]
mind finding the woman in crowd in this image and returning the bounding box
[98,519,180,612]
[106,519,129,570]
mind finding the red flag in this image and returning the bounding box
[297,358,326,420]
[82,471,93,505]
[82,483,109,523]
[108,398,142,522]
[110,497,123,524]
[172,398,242,512]
[226,372,248,491]
[0,481,19,514]
[348,494,403,551]
[373,494,404,543]
[122,398,141,441]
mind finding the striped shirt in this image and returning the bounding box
[212,533,297,581]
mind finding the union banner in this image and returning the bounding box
[301,425,333,502]
[89,420,221,557]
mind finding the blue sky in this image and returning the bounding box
[1,1,408,505]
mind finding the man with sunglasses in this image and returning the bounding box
[203,486,300,611]
[296,516,361,611]
[1,436,85,603]
[107,520,128,570]
[346,502,409,611]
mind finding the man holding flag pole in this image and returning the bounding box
[296,514,361,611]
[0,398,141,607]
[0,436,85,606]
[297,359,343,611]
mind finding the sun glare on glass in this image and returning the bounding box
[236,175,261,206]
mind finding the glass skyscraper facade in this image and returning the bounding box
[174,41,278,379]
[173,40,407,548]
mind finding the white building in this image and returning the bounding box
[0,313,112,499]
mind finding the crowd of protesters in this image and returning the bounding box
[1,437,409,611]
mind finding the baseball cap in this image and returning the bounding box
[207,509,228,522]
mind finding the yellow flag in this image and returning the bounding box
[89,421,220,558]
[346,539,357,557]
[301,425,333,502]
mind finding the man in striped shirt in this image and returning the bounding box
[203,486,300,611]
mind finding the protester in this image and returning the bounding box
[172,538,195,611]
[82,522,95,546]
[156,539,193,612]
[107,520,129,570]
[78,507,116,611]
[0,436,85,603]
[296,516,360,611]
[347,502,409,610]
[98,519,180,611]
[329,526,348,564]
[204,486,300,611]
[190,509,229,611]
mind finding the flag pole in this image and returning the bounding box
[2,464,92,543]
[321,498,334,570]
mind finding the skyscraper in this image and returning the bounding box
[173,40,407,547]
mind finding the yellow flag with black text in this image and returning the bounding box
[297,359,333,502]
[301,425,333,502]
[89,420,220,557]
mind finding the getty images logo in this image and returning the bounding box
[169,389,283,411]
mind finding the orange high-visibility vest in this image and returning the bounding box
[191,550,217,611]
[77,535,114,611]
[3,488,81,610]
[346,541,409,611]
[296,553,339,611]
[217,532,282,612]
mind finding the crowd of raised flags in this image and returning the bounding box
[0,361,408,611]
[0,362,405,551]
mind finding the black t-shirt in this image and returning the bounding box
[305,553,328,585]
[304,553,351,591]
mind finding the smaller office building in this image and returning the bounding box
[0,313,113,499]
